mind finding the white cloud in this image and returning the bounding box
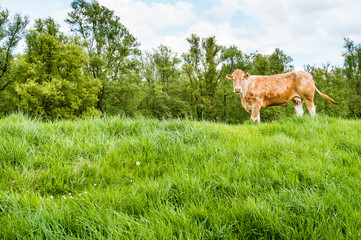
[186,21,256,49]
[4,0,361,69]
[203,0,242,25]
[53,8,71,33]
[228,0,361,68]
[155,34,189,55]
[49,1,65,10]
[98,0,197,55]
[10,0,356,69]
[99,0,195,28]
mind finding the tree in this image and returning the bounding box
[0,7,28,114]
[202,36,222,119]
[66,0,141,114]
[342,38,361,117]
[343,38,361,93]
[14,18,101,118]
[249,48,293,75]
[182,34,223,120]
[305,64,348,118]
[182,34,203,119]
[250,53,269,75]
[268,48,294,74]
[141,45,184,118]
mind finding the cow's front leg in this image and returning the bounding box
[250,104,261,123]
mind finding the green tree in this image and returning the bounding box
[268,48,294,74]
[141,45,184,118]
[221,45,251,72]
[66,0,141,115]
[182,34,222,120]
[343,38,361,92]
[250,53,269,75]
[202,36,222,119]
[249,48,293,75]
[182,34,203,119]
[0,7,28,114]
[14,18,101,118]
[342,39,361,117]
[342,38,361,118]
[305,64,347,118]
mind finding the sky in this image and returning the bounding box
[2,0,361,70]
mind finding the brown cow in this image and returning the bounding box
[226,69,339,122]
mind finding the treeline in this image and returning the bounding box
[0,0,360,123]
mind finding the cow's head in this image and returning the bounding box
[226,69,250,93]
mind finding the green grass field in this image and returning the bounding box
[1,113,361,239]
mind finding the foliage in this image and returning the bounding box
[141,45,185,118]
[14,18,101,118]
[182,34,223,120]
[268,48,294,74]
[305,64,349,118]
[342,38,361,118]
[66,0,141,114]
[1,114,361,239]
[0,7,28,114]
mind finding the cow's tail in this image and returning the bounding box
[315,86,340,105]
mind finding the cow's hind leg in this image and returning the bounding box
[251,104,261,123]
[293,98,304,116]
[304,100,316,116]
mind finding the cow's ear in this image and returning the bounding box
[243,74,250,80]
[226,74,233,80]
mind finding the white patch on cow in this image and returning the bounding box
[302,77,309,85]
[309,105,316,116]
[256,112,260,122]
[242,77,251,98]
[276,84,287,92]
[294,103,304,116]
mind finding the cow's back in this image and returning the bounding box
[246,71,315,107]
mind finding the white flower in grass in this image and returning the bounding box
[69,193,72,195]
[79,193,82,196]
[84,191,88,194]
[50,196,53,199]
[136,162,140,166]
[94,184,97,186]
[70,196,73,199]
[63,195,66,199]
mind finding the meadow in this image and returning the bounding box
[0,113,361,239]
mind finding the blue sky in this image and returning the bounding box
[2,0,361,70]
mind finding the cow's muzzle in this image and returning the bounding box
[234,87,242,93]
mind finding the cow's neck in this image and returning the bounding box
[241,78,252,112]
[241,78,250,99]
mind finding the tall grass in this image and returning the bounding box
[1,113,361,239]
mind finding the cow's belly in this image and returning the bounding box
[261,92,294,107]
[263,100,288,107]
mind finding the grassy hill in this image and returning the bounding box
[1,114,361,239]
